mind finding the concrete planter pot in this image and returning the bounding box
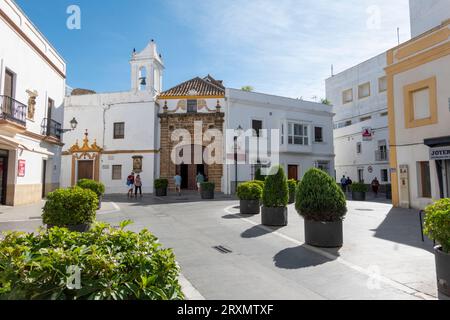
[352,191,366,201]
[434,246,450,297]
[155,188,167,197]
[304,220,343,248]
[261,206,288,226]
[47,223,91,233]
[240,200,260,215]
[201,189,214,200]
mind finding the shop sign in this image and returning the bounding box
[18,160,26,177]
[430,146,450,160]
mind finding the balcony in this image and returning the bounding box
[41,118,62,140]
[0,95,27,128]
[375,150,389,162]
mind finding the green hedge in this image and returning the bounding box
[77,179,105,197]
[237,182,263,201]
[296,168,347,222]
[200,182,215,192]
[262,165,288,208]
[154,179,168,189]
[252,180,265,190]
[350,182,369,193]
[255,168,266,182]
[424,198,450,253]
[0,221,183,300]
[42,187,98,226]
[288,179,299,198]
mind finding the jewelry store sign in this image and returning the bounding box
[430,146,450,160]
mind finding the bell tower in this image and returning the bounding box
[130,40,165,95]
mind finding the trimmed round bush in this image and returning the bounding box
[262,165,289,208]
[77,179,105,197]
[288,179,298,197]
[252,180,265,190]
[0,221,184,300]
[200,182,215,192]
[42,187,98,226]
[237,182,263,201]
[350,182,369,193]
[296,168,347,222]
[154,179,168,189]
[424,198,450,253]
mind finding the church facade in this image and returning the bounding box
[61,41,335,194]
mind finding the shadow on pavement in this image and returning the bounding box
[372,206,434,252]
[241,225,282,239]
[273,245,338,270]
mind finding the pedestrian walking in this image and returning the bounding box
[135,174,143,198]
[196,172,205,193]
[126,172,135,198]
[371,177,380,198]
[174,173,182,196]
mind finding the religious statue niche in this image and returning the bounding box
[26,90,38,120]
[132,156,143,173]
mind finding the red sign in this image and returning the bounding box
[18,160,26,177]
[362,127,373,141]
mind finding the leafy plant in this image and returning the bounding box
[42,187,98,226]
[252,180,265,190]
[288,179,299,198]
[77,179,105,197]
[255,168,266,182]
[296,168,347,222]
[0,221,184,300]
[241,86,254,92]
[350,182,369,193]
[154,179,168,189]
[200,182,215,192]
[237,182,263,201]
[262,165,289,208]
[424,198,450,253]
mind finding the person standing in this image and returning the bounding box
[371,177,380,198]
[126,172,135,198]
[196,172,205,194]
[340,175,347,193]
[135,174,143,198]
[174,173,182,196]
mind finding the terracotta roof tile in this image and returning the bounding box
[159,75,225,98]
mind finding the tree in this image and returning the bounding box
[320,98,332,106]
[241,86,254,92]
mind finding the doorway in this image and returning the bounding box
[445,160,450,198]
[77,160,94,181]
[0,150,8,205]
[42,160,47,198]
[288,165,299,180]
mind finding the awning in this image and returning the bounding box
[424,136,450,148]
[0,135,54,156]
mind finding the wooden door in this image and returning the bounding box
[4,70,14,97]
[77,160,94,181]
[288,165,298,180]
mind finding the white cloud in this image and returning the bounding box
[166,0,411,100]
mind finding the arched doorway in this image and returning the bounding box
[175,145,208,190]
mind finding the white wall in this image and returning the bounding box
[409,0,450,38]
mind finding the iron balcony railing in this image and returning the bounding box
[0,95,27,127]
[41,118,62,140]
[375,150,389,162]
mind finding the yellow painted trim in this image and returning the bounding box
[157,95,225,100]
[396,27,450,60]
[403,77,438,129]
[102,150,160,155]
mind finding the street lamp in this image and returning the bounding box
[59,117,78,134]
[234,125,244,194]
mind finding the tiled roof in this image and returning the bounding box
[159,75,225,98]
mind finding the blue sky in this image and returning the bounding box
[16,0,411,100]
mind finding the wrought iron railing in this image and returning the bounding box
[41,118,62,140]
[0,95,27,126]
[375,150,389,162]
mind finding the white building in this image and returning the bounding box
[62,41,335,194]
[410,0,450,38]
[326,53,390,187]
[0,0,65,206]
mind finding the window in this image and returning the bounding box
[114,122,125,139]
[252,120,263,137]
[288,123,309,146]
[360,116,372,122]
[112,165,122,180]
[378,76,387,93]
[187,100,198,113]
[47,98,54,119]
[358,168,365,183]
[418,161,432,198]
[357,142,362,154]
[358,82,371,99]
[316,161,330,174]
[380,111,388,117]
[381,169,389,182]
[314,127,323,143]
[342,89,353,104]
[3,69,15,98]
[404,77,437,128]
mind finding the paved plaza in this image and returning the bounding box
[0,193,441,300]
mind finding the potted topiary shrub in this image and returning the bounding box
[350,182,369,201]
[261,165,289,226]
[200,182,215,200]
[42,187,98,232]
[288,179,298,204]
[77,179,105,209]
[296,168,347,248]
[154,179,168,197]
[255,168,266,182]
[237,182,263,215]
[424,198,450,298]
